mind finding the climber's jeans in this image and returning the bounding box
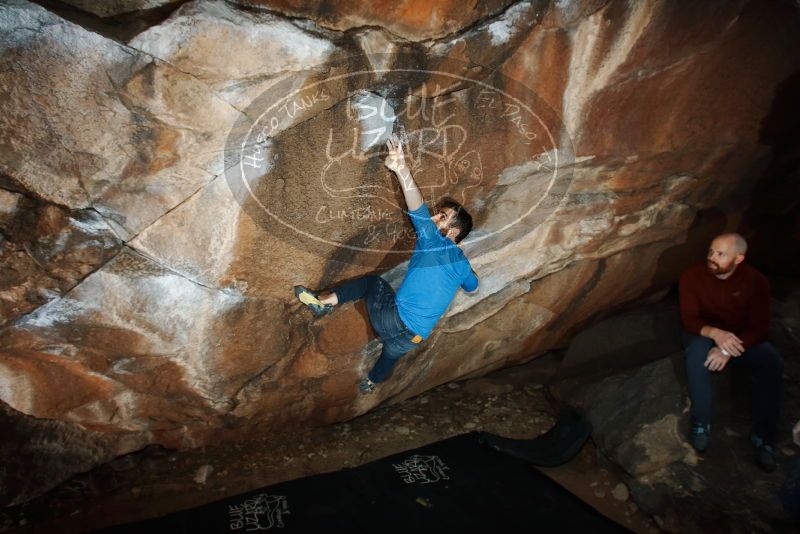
[332,275,421,383]
[682,330,783,443]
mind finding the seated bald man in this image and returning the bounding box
[679,233,783,472]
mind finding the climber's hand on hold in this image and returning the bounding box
[385,134,423,211]
[385,134,406,173]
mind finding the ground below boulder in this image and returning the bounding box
[2,278,798,532]
[554,278,800,532]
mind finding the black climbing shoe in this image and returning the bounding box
[751,434,777,473]
[690,422,711,454]
[294,285,333,317]
[359,377,376,394]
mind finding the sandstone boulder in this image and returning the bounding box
[129,0,343,112]
[0,0,241,240]
[232,0,519,42]
[1,0,798,506]
[0,400,149,507]
[575,358,696,478]
[0,189,121,328]
[58,0,177,18]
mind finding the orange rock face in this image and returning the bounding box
[0,190,121,328]
[1,0,798,505]
[233,0,518,41]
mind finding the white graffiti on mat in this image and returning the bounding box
[393,455,451,485]
[229,493,290,531]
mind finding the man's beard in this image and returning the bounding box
[707,260,736,275]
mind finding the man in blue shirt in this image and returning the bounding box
[295,134,478,394]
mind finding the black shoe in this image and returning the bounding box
[690,422,711,453]
[294,285,333,317]
[751,434,777,473]
[359,377,376,394]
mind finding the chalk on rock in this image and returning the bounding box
[612,482,630,501]
[193,464,214,484]
[352,92,396,151]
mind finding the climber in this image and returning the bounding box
[679,233,783,472]
[294,134,478,394]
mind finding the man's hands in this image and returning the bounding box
[384,134,423,211]
[702,325,741,371]
[385,134,407,174]
[702,326,745,357]
[704,346,731,371]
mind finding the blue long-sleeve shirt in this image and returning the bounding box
[395,203,478,339]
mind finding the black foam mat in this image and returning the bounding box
[99,431,628,533]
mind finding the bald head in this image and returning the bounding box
[707,233,747,278]
[715,233,748,255]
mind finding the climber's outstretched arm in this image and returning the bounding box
[384,134,423,211]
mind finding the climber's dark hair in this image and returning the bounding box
[437,198,473,244]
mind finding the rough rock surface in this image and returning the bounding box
[557,298,682,377]
[0,189,121,328]
[0,400,150,507]
[574,358,697,478]
[1,0,799,505]
[58,0,180,18]
[232,0,521,42]
[741,70,800,278]
[128,0,343,112]
[0,0,240,240]
[0,359,659,532]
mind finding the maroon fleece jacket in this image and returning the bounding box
[679,262,771,350]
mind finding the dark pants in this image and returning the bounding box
[682,330,783,442]
[332,275,421,383]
